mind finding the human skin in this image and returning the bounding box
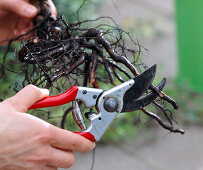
[0,0,57,43]
[0,85,95,170]
[0,1,95,169]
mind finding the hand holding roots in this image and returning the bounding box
[5,0,184,134]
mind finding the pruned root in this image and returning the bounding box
[1,0,183,134]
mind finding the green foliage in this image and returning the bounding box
[2,0,198,144]
[0,0,163,144]
[52,0,104,22]
[0,44,23,99]
[164,82,203,124]
[101,113,140,143]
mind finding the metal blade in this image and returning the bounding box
[121,78,166,112]
[123,64,157,104]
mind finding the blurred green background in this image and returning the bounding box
[176,0,203,93]
[0,0,203,169]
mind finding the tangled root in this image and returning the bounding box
[1,0,184,134]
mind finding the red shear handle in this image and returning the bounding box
[29,86,79,110]
[74,132,96,142]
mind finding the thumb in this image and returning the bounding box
[0,0,37,18]
[5,85,49,112]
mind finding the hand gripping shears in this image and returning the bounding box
[29,64,166,142]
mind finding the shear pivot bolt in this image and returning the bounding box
[82,90,87,94]
[104,97,118,112]
[93,95,97,99]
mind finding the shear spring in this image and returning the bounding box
[72,100,87,131]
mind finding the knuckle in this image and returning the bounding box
[33,155,48,165]
[2,85,42,112]
[26,84,36,89]
[63,153,75,168]
[42,153,52,163]
[26,149,51,165]
[37,134,50,143]
[37,125,52,143]
[26,84,42,95]
[3,97,15,107]
[68,134,94,153]
[4,97,22,110]
[69,137,80,151]
[36,147,53,163]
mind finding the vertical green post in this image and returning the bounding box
[175,0,203,92]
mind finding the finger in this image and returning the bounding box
[4,85,49,112]
[46,147,75,168]
[48,0,57,18]
[16,18,33,35]
[50,126,95,153]
[0,0,37,18]
[44,166,57,170]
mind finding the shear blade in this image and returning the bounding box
[123,64,157,104]
[121,78,166,112]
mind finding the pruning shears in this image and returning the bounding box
[29,64,165,142]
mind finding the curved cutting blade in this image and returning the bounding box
[121,78,166,112]
[123,64,157,104]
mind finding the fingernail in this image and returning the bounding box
[40,88,49,97]
[24,6,37,17]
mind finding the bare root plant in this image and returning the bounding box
[1,0,184,134]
